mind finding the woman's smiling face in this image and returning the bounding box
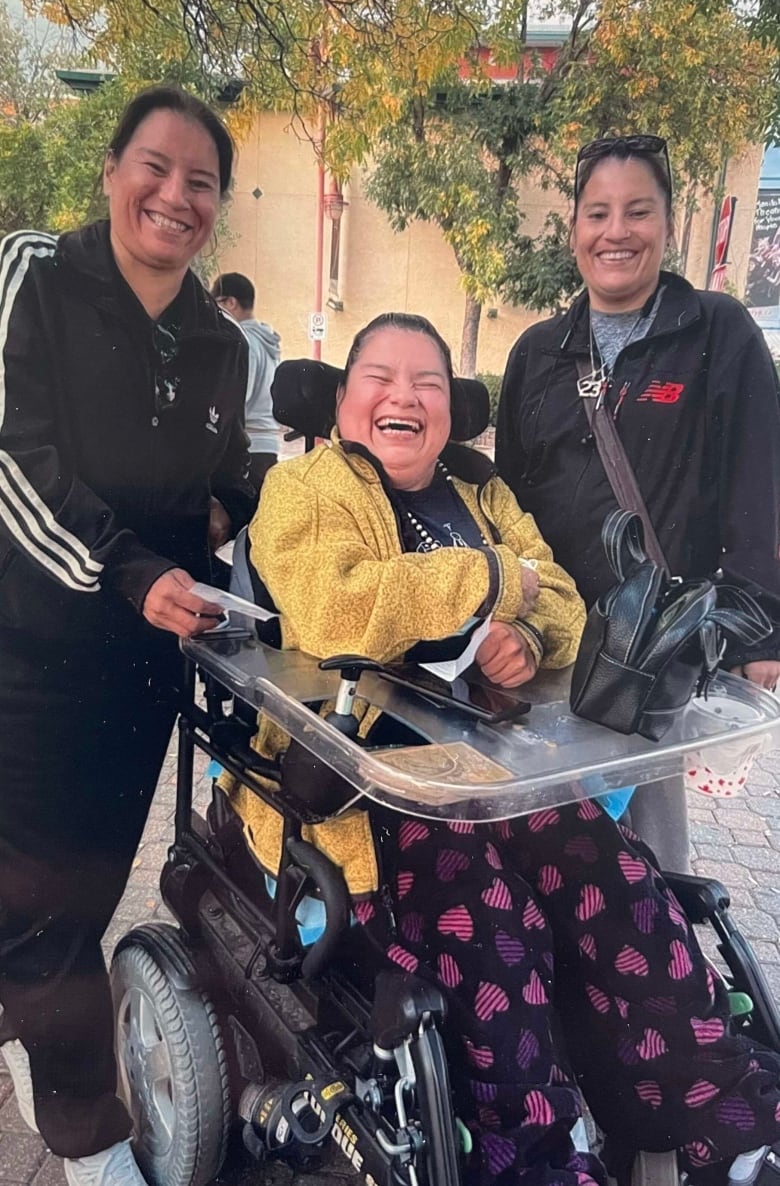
[336,326,452,491]
[571,155,672,312]
[103,108,221,279]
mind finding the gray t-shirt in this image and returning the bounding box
[591,288,664,372]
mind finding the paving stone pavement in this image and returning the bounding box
[2,737,780,1185]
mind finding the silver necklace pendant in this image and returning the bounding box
[577,365,608,401]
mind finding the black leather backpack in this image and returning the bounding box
[570,511,772,740]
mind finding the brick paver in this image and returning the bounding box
[3,731,780,1184]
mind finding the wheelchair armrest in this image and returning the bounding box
[209,718,281,784]
[286,838,351,979]
[662,872,730,923]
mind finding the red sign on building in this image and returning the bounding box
[708,195,737,290]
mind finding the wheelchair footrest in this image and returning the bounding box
[370,970,447,1050]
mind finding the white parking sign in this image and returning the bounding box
[308,312,327,342]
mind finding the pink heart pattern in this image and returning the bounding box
[667,899,688,931]
[447,820,475,834]
[668,939,693,980]
[484,841,503,869]
[577,799,601,821]
[522,899,547,930]
[481,877,513,911]
[578,933,597,961]
[437,905,474,941]
[437,952,462,988]
[475,980,510,1021]
[464,1038,494,1069]
[585,983,611,1014]
[537,864,563,895]
[527,808,560,832]
[635,1080,663,1109]
[387,944,418,973]
[522,1089,554,1127]
[614,945,649,976]
[396,871,414,899]
[576,884,605,921]
[353,900,375,924]
[618,852,647,884]
[522,969,548,1005]
[685,1140,716,1167]
[636,1028,667,1060]
[685,1080,720,1108]
[398,820,430,850]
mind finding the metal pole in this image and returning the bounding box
[313,136,325,362]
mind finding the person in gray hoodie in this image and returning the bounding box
[212,272,282,493]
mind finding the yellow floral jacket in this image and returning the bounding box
[219,434,585,893]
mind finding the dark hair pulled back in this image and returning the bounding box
[343,312,454,385]
[107,86,235,198]
[576,142,672,216]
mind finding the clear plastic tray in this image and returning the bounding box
[183,627,780,821]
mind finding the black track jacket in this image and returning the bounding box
[0,221,255,643]
[496,272,780,665]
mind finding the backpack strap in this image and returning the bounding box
[576,357,669,574]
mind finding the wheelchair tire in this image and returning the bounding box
[411,1021,463,1186]
[111,924,231,1186]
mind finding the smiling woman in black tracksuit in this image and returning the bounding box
[497,135,780,874]
[0,88,255,1185]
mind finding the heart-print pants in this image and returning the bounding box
[356,800,780,1186]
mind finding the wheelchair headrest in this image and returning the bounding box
[271,359,491,443]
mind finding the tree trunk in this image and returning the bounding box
[460,293,482,378]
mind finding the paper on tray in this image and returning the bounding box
[419,615,492,682]
[190,582,279,622]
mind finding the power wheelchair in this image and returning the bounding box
[110,363,780,1186]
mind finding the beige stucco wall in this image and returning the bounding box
[214,112,761,376]
[680,145,763,296]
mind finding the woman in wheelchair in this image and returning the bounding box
[221,312,780,1186]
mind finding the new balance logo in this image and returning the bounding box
[637,381,685,404]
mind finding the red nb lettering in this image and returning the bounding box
[637,381,685,404]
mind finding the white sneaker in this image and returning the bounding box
[64,1139,149,1186]
[0,1039,38,1132]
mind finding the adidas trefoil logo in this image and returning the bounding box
[206,405,220,434]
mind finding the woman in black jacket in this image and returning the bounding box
[496,135,780,872]
[0,86,255,1184]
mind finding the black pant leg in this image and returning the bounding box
[0,630,179,1157]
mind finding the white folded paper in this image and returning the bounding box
[419,615,493,683]
[190,582,279,623]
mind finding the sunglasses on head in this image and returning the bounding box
[152,321,181,412]
[575,135,671,201]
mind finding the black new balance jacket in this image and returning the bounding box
[0,221,255,642]
[496,272,780,664]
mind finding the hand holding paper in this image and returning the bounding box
[189,582,279,623]
[420,616,493,682]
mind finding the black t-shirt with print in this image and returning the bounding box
[394,468,485,553]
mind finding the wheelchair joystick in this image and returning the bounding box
[319,655,384,738]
